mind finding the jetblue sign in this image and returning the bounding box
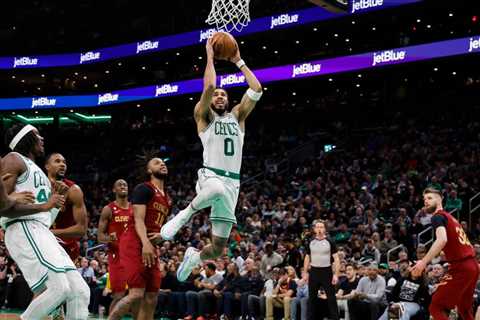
[14,57,39,68]
[31,97,56,108]
[0,1,421,70]
[2,32,473,111]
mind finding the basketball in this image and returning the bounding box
[211,31,239,60]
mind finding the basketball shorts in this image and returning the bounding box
[196,167,240,227]
[120,228,161,292]
[108,252,127,293]
[4,219,76,293]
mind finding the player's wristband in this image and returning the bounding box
[236,59,246,69]
[246,88,263,101]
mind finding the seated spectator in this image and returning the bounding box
[266,266,297,320]
[379,229,398,259]
[362,238,381,264]
[185,262,224,320]
[336,263,359,320]
[248,267,281,320]
[348,263,387,320]
[378,262,429,320]
[215,263,243,320]
[260,242,283,279]
[236,264,264,320]
[157,261,180,319]
[291,269,308,320]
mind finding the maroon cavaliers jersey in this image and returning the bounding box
[51,178,81,259]
[130,182,171,233]
[107,201,133,255]
[433,210,475,262]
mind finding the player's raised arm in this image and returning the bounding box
[194,38,216,129]
[51,184,88,238]
[230,48,263,125]
[98,205,113,244]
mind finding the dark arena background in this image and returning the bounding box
[0,0,479,319]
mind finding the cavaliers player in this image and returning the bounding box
[97,179,134,315]
[411,188,479,320]
[109,158,171,320]
[45,153,88,261]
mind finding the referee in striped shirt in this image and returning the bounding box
[304,220,340,320]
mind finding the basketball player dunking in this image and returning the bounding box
[109,158,172,320]
[1,124,90,320]
[97,179,134,316]
[160,37,263,281]
[46,153,88,262]
[411,188,479,320]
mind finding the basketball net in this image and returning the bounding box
[206,0,251,32]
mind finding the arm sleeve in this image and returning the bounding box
[305,241,311,255]
[131,184,154,205]
[431,214,447,231]
[328,238,338,254]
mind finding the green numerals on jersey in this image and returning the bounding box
[224,138,234,156]
[36,189,51,203]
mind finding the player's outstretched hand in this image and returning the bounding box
[44,194,66,210]
[148,232,162,245]
[10,191,35,204]
[410,260,426,278]
[142,242,156,268]
[52,180,70,196]
[206,38,214,60]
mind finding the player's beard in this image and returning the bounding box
[212,106,226,116]
[424,203,437,213]
[152,171,168,180]
[55,172,65,180]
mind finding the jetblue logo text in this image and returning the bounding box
[31,97,56,108]
[200,29,217,42]
[98,93,119,105]
[351,0,384,13]
[137,41,159,54]
[270,14,299,29]
[156,84,179,96]
[14,57,39,68]
[372,50,406,66]
[220,74,245,87]
[292,63,321,78]
[80,51,101,64]
[468,37,480,52]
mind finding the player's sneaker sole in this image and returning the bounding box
[177,247,199,282]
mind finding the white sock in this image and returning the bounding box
[21,272,71,320]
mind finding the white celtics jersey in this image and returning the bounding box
[0,153,55,229]
[200,112,244,176]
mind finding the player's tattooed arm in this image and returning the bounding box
[194,38,216,132]
[98,205,114,243]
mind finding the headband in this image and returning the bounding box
[9,125,36,150]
